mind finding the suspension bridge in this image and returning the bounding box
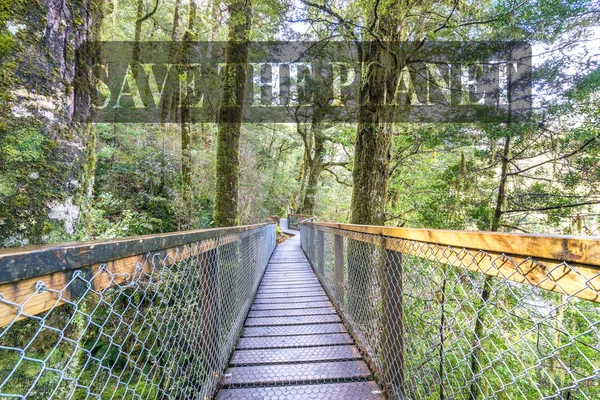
[0,218,598,399]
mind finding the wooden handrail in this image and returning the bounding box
[303,221,600,267]
[302,221,600,303]
[0,224,273,327]
[0,223,270,284]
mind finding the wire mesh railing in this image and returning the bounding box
[287,214,312,230]
[0,223,276,399]
[301,221,600,400]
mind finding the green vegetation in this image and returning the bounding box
[0,0,598,398]
[398,254,600,399]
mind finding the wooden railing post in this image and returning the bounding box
[316,229,324,276]
[334,234,345,302]
[381,238,405,399]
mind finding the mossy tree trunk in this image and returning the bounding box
[179,0,197,228]
[0,0,105,246]
[158,0,181,194]
[298,124,326,215]
[347,6,406,376]
[350,121,394,226]
[297,57,332,216]
[349,42,401,225]
[349,10,406,226]
[296,145,310,211]
[213,0,252,227]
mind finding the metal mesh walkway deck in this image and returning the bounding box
[215,234,384,399]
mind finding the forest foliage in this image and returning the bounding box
[93,0,599,237]
[0,0,599,399]
[1,0,597,242]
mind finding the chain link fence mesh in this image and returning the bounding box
[0,224,275,399]
[287,215,311,230]
[301,223,600,400]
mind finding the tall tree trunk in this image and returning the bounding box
[350,121,394,225]
[297,147,310,211]
[134,0,143,43]
[300,127,325,215]
[157,0,181,194]
[296,122,312,212]
[349,25,405,225]
[179,0,197,227]
[213,0,252,227]
[0,0,104,246]
[298,57,327,215]
[210,0,221,40]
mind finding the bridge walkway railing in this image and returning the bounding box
[0,224,276,399]
[1,219,598,399]
[287,214,312,230]
[301,221,600,399]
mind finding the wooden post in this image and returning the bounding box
[334,234,345,303]
[200,247,219,397]
[381,238,405,399]
[316,229,324,276]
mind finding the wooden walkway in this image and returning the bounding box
[215,234,383,399]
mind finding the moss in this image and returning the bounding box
[0,122,61,244]
[0,0,27,103]
[0,0,105,245]
[3,127,46,162]
[0,175,16,196]
[73,123,98,238]
[0,32,14,57]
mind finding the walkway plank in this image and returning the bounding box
[216,381,383,400]
[259,276,316,282]
[241,323,347,337]
[244,314,340,326]
[229,345,362,366]
[253,292,327,300]
[252,295,330,304]
[236,333,353,349]
[259,282,321,288]
[250,301,333,310]
[215,233,383,399]
[247,307,337,318]
[220,360,372,386]
[257,286,324,293]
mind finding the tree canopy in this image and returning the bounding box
[0,0,598,243]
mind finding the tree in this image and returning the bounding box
[348,1,408,225]
[179,0,198,227]
[295,122,350,215]
[0,0,105,246]
[213,0,253,227]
